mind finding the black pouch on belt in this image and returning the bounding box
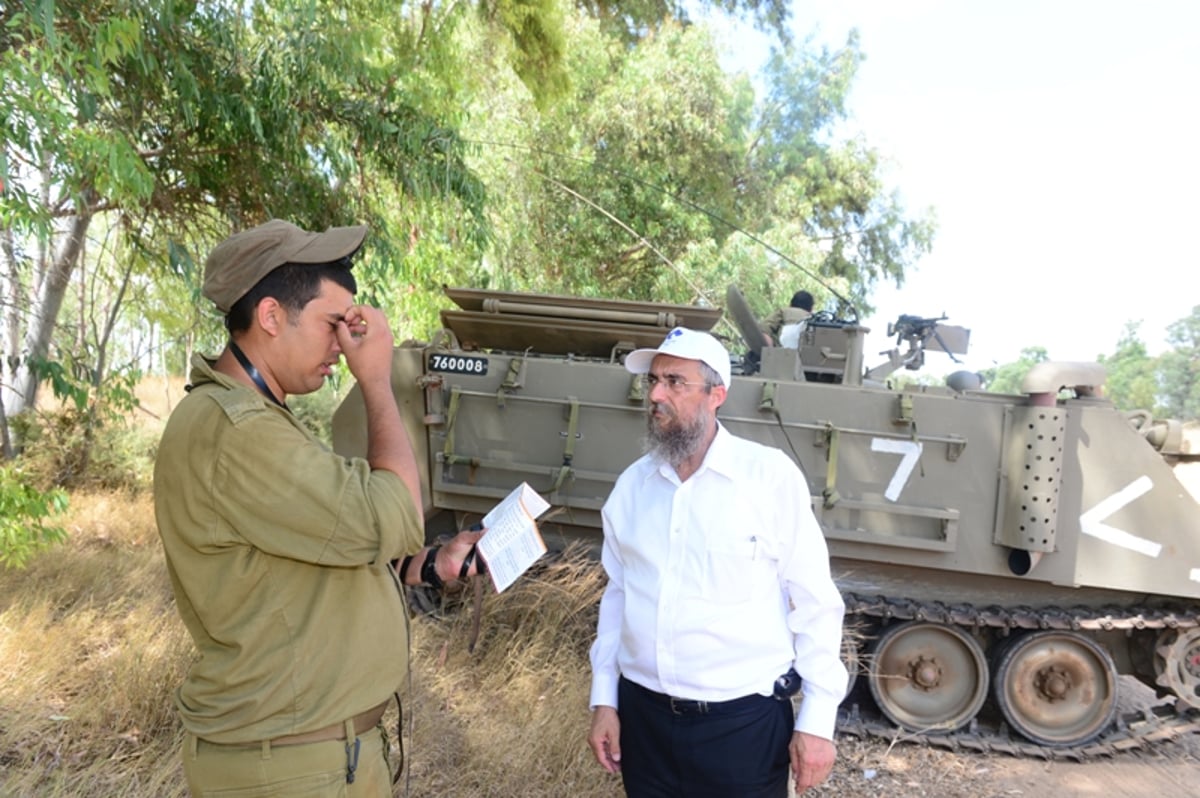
[773,668,803,701]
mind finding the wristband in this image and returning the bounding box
[420,545,444,589]
[459,544,478,582]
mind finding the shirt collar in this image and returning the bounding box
[186,352,266,402]
[701,422,738,479]
[651,420,736,483]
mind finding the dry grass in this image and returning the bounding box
[0,491,923,798]
[0,491,191,797]
[399,548,616,797]
[0,498,620,798]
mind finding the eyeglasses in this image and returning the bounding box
[640,374,712,393]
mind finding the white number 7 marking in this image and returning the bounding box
[871,438,923,501]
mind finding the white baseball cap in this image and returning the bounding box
[624,327,732,388]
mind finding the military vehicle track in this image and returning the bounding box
[837,700,1200,760]
[839,592,1200,758]
[843,593,1200,634]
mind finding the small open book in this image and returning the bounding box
[477,482,551,592]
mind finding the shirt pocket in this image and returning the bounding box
[701,534,766,604]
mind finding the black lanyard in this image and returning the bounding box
[228,340,288,410]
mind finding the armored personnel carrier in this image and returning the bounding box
[332,285,1200,756]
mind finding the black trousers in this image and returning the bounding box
[617,676,792,798]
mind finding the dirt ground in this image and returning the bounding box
[988,754,1198,798]
[818,736,1200,798]
[814,677,1200,798]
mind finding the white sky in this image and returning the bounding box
[715,0,1200,375]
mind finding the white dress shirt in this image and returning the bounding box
[589,423,847,740]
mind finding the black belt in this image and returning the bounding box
[622,676,765,716]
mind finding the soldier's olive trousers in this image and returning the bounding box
[183,724,392,797]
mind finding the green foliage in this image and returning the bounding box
[4,0,936,427]
[979,346,1049,395]
[32,353,140,419]
[290,369,355,446]
[30,357,91,413]
[3,2,492,289]
[84,419,161,488]
[2,0,503,440]
[468,19,931,319]
[16,359,147,488]
[979,309,1200,425]
[12,403,153,489]
[751,32,936,314]
[522,21,745,298]
[886,371,955,392]
[1159,306,1200,421]
[1098,322,1161,414]
[578,0,792,46]
[0,466,69,569]
[483,0,571,108]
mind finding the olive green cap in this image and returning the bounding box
[202,219,368,313]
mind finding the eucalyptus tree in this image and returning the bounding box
[1159,306,1200,421]
[0,0,489,454]
[979,346,1049,395]
[0,0,814,460]
[748,33,936,316]
[1098,322,1160,415]
[464,19,935,323]
[472,20,747,299]
[578,0,790,45]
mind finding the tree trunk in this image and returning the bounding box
[7,212,92,427]
[2,226,24,443]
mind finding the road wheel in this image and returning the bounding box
[867,621,989,732]
[992,631,1118,747]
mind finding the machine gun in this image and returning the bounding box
[865,313,970,382]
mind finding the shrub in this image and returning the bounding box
[0,465,69,568]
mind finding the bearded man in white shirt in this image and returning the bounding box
[586,327,847,797]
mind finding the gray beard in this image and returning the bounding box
[644,403,711,468]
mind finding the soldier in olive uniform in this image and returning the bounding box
[154,220,480,796]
